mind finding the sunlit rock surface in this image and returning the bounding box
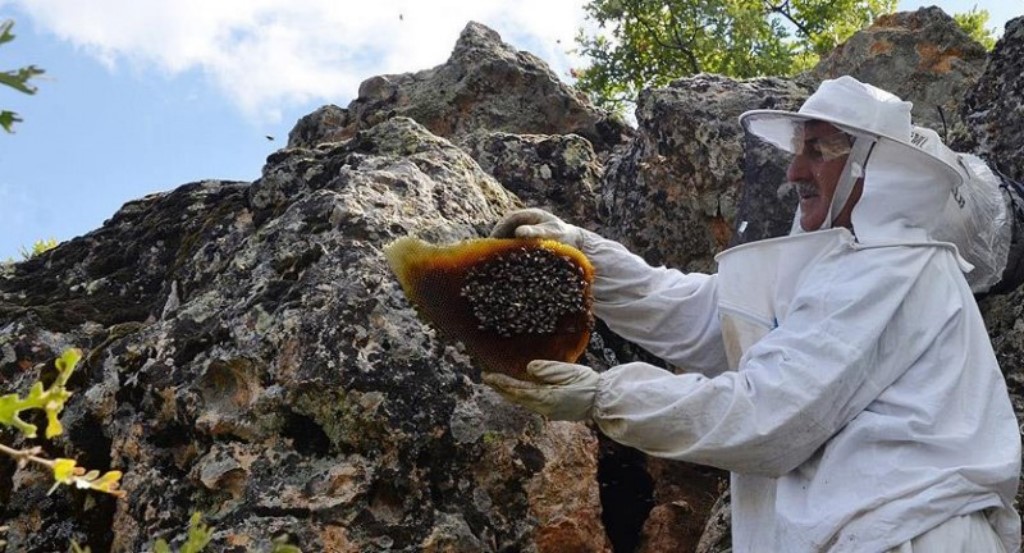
[0,117,609,552]
[287,22,632,154]
[807,6,987,144]
[601,74,811,272]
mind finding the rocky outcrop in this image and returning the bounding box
[3,10,1023,553]
[636,460,726,553]
[601,75,810,272]
[458,132,603,227]
[979,284,1024,510]
[287,22,632,153]
[0,118,611,552]
[963,16,1024,181]
[288,105,349,150]
[963,16,1024,295]
[807,6,988,145]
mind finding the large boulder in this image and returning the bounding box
[287,22,632,153]
[0,118,611,552]
[458,131,604,227]
[979,285,1024,510]
[806,6,988,144]
[975,8,1024,478]
[962,16,1024,181]
[600,74,810,273]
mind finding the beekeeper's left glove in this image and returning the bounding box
[482,360,599,421]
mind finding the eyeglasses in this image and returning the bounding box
[790,130,853,162]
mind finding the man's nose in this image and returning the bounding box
[787,153,812,182]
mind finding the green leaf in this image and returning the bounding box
[0,65,44,95]
[269,536,303,553]
[180,512,214,553]
[20,238,59,260]
[0,110,22,133]
[0,20,14,46]
[1,19,45,133]
[151,513,213,553]
[0,348,80,438]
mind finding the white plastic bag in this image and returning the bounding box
[912,127,1011,293]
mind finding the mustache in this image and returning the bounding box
[777,181,818,199]
[774,181,815,198]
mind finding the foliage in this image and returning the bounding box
[0,19,44,133]
[954,7,997,51]
[151,512,303,553]
[20,238,59,260]
[0,349,127,498]
[572,0,1002,112]
[2,238,60,265]
[154,513,214,553]
[574,0,896,111]
[0,348,78,438]
[269,536,303,553]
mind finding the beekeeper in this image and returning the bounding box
[485,76,1022,552]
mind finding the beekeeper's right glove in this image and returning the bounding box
[489,208,585,249]
[482,360,599,421]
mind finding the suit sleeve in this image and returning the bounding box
[581,230,728,375]
[591,247,946,476]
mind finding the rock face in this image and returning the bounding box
[978,285,1024,511]
[458,132,604,227]
[0,117,610,553]
[975,78,1024,501]
[287,22,632,153]
[963,16,1024,181]
[807,6,988,144]
[3,12,1023,553]
[601,75,810,272]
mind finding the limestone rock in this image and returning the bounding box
[287,105,349,149]
[636,459,726,553]
[694,489,732,553]
[459,132,604,227]
[962,17,1024,295]
[601,74,811,272]
[979,288,1024,510]
[807,6,987,143]
[962,16,1024,181]
[293,22,631,152]
[0,117,608,552]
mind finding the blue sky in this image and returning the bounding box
[0,1,1019,261]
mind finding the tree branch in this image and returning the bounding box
[763,0,813,39]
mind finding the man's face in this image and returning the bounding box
[786,121,859,231]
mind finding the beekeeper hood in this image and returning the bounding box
[738,76,965,244]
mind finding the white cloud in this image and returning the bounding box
[7,0,593,122]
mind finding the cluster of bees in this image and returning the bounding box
[459,247,588,338]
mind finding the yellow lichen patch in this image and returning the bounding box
[384,236,595,381]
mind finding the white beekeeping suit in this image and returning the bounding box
[486,76,1021,552]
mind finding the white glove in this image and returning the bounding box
[489,208,585,249]
[482,360,599,421]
